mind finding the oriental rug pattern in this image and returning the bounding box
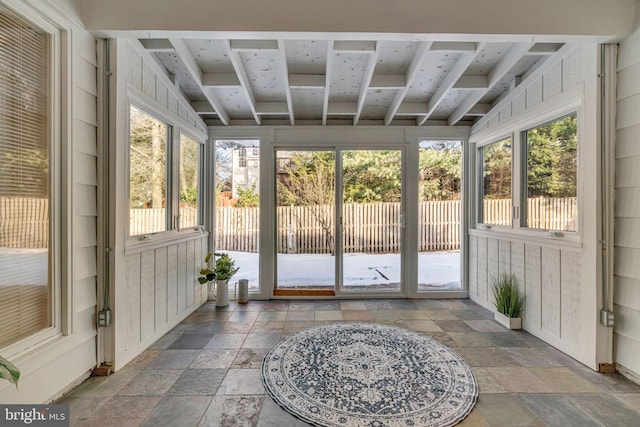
[262,323,477,427]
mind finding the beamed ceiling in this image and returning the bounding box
[139,37,570,127]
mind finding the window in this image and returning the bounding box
[129,106,169,235]
[179,133,200,229]
[480,137,512,227]
[523,114,577,231]
[238,148,247,167]
[0,7,51,348]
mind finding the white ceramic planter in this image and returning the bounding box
[215,279,229,307]
[494,312,522,330]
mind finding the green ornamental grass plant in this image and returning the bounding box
[0,355,20,387]
[491,273,524,318]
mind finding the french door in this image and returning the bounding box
[274,147,405,296]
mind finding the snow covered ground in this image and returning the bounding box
[222,250,461,291]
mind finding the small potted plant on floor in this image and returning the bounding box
[491,273,524,330]
[198,252,239,307]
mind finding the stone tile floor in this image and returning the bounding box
[58,299,640,426]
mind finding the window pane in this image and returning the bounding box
[481,137,512,226]
[215,140,260,292]
[179,133,200,229]
[129,106,168,235]
[0,8,51,348]
[525,114,577,231]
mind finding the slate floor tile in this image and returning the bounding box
[146,349,200,370]
[117,370,182,396]
[76,396,162,427]
[568,393,640,427]
[169,334,216,349]
[167,369,227,395]
[190,349,238,369]
[486,367,556,393]
[217,369,266,395]
[474,393,544,426]
[205,333,247,349]
[517,394,601,427]
[141,395,212,426]
[200,395,265,426]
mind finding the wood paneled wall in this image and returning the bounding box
[110,40,208,370]
[468,44,603,369]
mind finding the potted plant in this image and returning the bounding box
[491,273,524,329]
[0,354,19,387]
[198,252,239,307]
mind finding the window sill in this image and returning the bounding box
[125,228,209,255]
[469,227,582,250]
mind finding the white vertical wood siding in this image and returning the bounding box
[468,45,603,369]
[614,28,640,380]
[111,40,208,370]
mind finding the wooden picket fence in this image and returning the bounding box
[0,197,48,248]
[483,197,577,231]
[1,196,575,252]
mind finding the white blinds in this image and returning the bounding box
[0,7,50,349]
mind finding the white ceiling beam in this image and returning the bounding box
[230,39,279,51]
[430,42,477,53]
[448,42,534,125]
[417,42,486,125]
[277,40,295,125]
[527,43,564,55]
[384,41,433,125]
[472,44,578,131]
[202,73,240,88]
[369,74,406,89]
[328,102,357,115]
[224,39,262,125]
[139,38,174,52]
[354,41,381,125]
[396,102,429,115]
[333,40,376,53]
[169,38,229,125]
[256,101,289,114]
[322,40,334,126]
[289,74,325,88]
[466,103,491,116]
[452,75,489,90]
[190,102,216,114]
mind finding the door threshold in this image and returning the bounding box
[273,289,335,297]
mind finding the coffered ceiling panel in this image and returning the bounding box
[140,36,567,127]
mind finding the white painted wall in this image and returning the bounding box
[468,44,609,370]
[614,28,640,381]
[105,39,209,370]
[0,0,98,403]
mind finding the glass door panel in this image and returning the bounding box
[417,141,462,291]
[215,139,260,292]
[342,150,402,293]
[275,150,336,291]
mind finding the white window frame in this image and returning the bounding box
[126,91,206,246]
[476,135,514,230]
[470,89,583,245]
[520,113,578,233]
[0,1,65,359]
[178,129,205,231]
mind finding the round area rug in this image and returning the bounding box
[262,323,478,427]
